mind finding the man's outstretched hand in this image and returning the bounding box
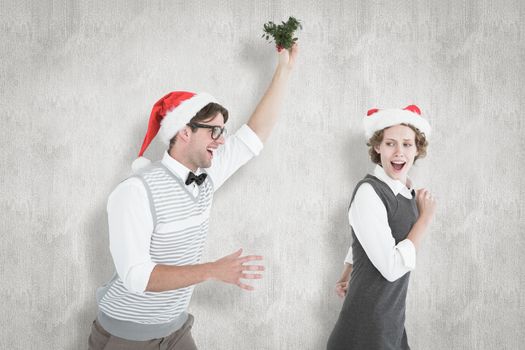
[208,248,265,291]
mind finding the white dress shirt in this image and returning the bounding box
[107,124,263,293]
[344,165,417,282]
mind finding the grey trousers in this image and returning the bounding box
[88,314,198,350]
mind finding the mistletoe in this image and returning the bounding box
[262,17,302,51]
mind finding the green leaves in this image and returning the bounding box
[262,16,302,50]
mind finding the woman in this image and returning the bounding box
[327,105,436,350]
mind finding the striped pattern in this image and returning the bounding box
[99,163,214,324]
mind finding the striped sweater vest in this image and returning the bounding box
[96,162,214,340]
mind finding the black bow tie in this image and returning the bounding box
[185,172,207,186]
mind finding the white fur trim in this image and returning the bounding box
[363,109,431,139]
[159,92,218,144]
[132,156,152,173]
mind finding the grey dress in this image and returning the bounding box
[327,174,418,350]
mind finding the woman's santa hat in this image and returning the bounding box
[363,104,431,139]
[132,91,218,173]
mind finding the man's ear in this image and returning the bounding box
[178,126,192,143]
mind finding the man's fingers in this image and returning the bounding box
[224,248,243,258]
[237,282,254,291]
[242,264,265,272]
[233,248,243,257]
[291,43,299,55]
[241,273,263,280]
[239,255,264,263]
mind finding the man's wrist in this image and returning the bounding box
[201,262,216,281]
[274,65,293,79]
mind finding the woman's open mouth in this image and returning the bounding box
[391,161,406,171]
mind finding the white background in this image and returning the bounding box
[1,1,523,349]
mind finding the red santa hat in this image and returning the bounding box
[363,104,431,139]
[132,91,218,173]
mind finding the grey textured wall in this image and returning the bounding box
[1,1,523,349]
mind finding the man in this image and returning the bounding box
[88,45,298,349]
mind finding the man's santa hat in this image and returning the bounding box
[132,91,218,173]
[363,104,431,139]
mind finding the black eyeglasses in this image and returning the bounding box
[187,123,227,140]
